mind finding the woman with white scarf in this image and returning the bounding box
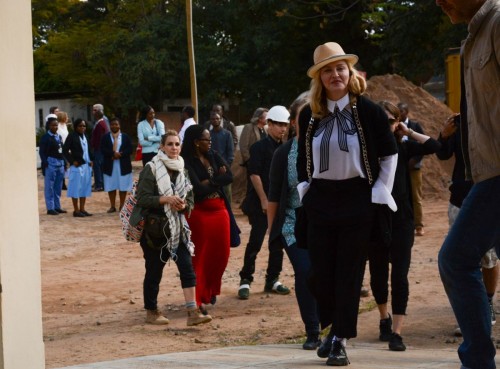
[135,130,212,327]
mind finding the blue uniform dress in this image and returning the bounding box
[40,132,65,211]
[67,135,92,198]
[103,134,133,192]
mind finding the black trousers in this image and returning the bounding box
[304,177,373,338]
[369,200,414,315]
[140,236,196,310]
[239,210,284,284]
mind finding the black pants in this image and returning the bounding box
[239,210,284,284]
[369,200,414,315]
[304,177,373,338]
[141,152,156,166]
[140,236,196,310]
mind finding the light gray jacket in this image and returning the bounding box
[462,0,500,183]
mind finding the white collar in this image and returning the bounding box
[327,93,350,113]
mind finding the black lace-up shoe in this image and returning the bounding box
[389,332,406,351]
[303,334,321,350]
[326,340,349,366]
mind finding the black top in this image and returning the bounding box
[184,150,233,203]
[247,135,281,197]
[436,124,473,208]
[63,132,92,165]
[394,138,441,206]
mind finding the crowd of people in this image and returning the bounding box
[39,1,499,366]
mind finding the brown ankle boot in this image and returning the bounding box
[186,307,212,326]
[146,309,169,325]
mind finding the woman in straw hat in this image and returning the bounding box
[296,42,398,366]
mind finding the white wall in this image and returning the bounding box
[35,99,90,129]
[0,1,46,368]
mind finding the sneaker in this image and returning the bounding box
[379,313,393,342]
[490,301,496,325]
[453,327,462,337]
[146,309,169,325]
[389,332,406,351]
[47,210,59,215]
[317,332,334,358]
[238,279,251,300]
[264,280,290,295]
[186,307,212,326]
[326,340,350,366]
[303,333,321,350]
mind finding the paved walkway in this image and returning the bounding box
[58,343,469,369]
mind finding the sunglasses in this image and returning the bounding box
[388,118,398,124]
[166,142,180,147]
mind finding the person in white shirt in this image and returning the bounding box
[178,106,197,144]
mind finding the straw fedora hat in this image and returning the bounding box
[307,42,359,78]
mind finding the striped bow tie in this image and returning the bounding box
[314,105,357,173]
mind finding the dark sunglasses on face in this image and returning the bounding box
[388,118,397,124]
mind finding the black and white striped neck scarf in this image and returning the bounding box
[314,104,357,173]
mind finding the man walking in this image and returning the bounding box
[238,105,291,299]
[436,1,500,368]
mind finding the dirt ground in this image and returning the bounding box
[38,162,499,369]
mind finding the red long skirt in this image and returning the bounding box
[187,197,230,306]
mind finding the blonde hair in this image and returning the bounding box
[161,129,179,145]
[309,62,366,119]
[56,111,68,123]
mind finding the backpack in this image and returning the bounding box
[119,179,144,242]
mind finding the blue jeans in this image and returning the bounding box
[283,240,320,336]
[438,175,500,369]
[44,162,64,211]
[93,150,104,189]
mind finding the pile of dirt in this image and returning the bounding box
[365,74,455,199]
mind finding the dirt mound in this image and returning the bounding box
[365,74,454,199]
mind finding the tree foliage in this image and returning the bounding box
[33,0,467,122]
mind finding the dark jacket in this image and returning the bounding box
[184,150,233,203]
[268,139,294,244]
[39,132,64,167]
[63,132,92,166]
[297,95,398,185]
[100,132,133,177]
[406,119,425,169]
[436,125,473,208]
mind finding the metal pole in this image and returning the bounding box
[186,0,198,121]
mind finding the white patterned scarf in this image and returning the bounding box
[149,150,194,260]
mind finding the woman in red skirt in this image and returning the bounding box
[181,125,232,313]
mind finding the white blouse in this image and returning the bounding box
[312,94,365,180]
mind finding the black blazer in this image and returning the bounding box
[268,139,294,244]
[297,95,398,185]
[63,132,92,166]
[100,132,133,176]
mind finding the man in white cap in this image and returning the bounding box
[238,105,291,299]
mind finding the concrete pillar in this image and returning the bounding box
[0,1,46,368]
